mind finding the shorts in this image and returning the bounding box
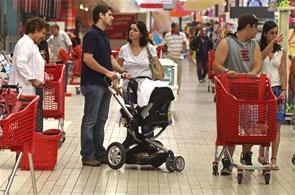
[272,86,285,123]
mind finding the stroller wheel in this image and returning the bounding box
[166,157,174,172]
[107,142,126,169]
[172,156,185,172]
[292,154,295,165]
[237,173,243,184]
[264,173,271,184]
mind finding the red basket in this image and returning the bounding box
[21,129,63,170]
[156,45,164,58]
[208,49,215,80]
[111,47,120,59]
[215,74,277,145]
[0,95,39,152]
[58,49,70,63]
[43,64,65,119]
[72,46,82,77]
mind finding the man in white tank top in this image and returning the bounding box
[213,14,262,176]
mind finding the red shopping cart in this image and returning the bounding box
[212,74,277,184]
[0,92,39,194]
[69,46,82,94]
[156,45,164,58]
[44,64,65,142]
[207,49,215,93]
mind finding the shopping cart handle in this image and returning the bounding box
[1,84,20,89]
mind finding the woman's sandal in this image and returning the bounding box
[271,157,280,170]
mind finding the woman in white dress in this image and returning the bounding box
[258,20,287,170]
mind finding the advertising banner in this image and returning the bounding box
[106,14,136,39]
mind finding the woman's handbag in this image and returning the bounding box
[146,46,164,80]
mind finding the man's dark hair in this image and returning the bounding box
[127,21,149,47]
[259,20,281,52]
[171,22,177,29]
[237,14,258,31]
[92,5,113,24]
[25,17,48,34]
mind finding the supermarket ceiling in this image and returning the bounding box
[99,0,225,13]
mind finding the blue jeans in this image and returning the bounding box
[80,85,111,159]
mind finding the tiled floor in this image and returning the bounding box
[1,60,295,195]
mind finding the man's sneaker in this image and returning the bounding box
[240,151,253,165]
[220,158,232,176]
[82,156,102,167]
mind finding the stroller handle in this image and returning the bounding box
[103,72,127,87]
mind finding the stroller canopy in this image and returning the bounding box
[137,79,175,107]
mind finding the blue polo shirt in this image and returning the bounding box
[81,25,112,86]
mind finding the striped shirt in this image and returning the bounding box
[164,31,186,60]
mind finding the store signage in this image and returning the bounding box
[135,0,172,4]
[106,14,136,39]
[135,0,172,8]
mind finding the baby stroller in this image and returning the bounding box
[105,76,185,172]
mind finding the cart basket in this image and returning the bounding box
[0,95,39,152]
[43,64,65,119]
[215,74,277,145]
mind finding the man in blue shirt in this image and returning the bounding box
[190,28,213,83]
[80,5,126,166]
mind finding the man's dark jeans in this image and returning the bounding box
[80,85,111,160]
[196,58,208,81]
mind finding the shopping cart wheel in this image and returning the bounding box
[292,154,295,165]
[237,173,243,184]
[58,119,64,131]
[76,87,81,95]
[166,157,174,172]
[107,142,126,169]
[172,156,185,172]
[264,173,270,184]
[58,132,66,148]
[212,164,219,176]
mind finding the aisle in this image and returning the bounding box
[1,59,295,195]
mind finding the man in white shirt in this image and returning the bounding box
[164,23,187,94]
[47,24,73,92]
[9,17,48,131]
[47,24,72,63]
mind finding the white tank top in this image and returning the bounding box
[261,50,283,87]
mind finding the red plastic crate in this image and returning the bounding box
[215,74,277,145]
[43,64,65,120]
[21,129,63,170]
